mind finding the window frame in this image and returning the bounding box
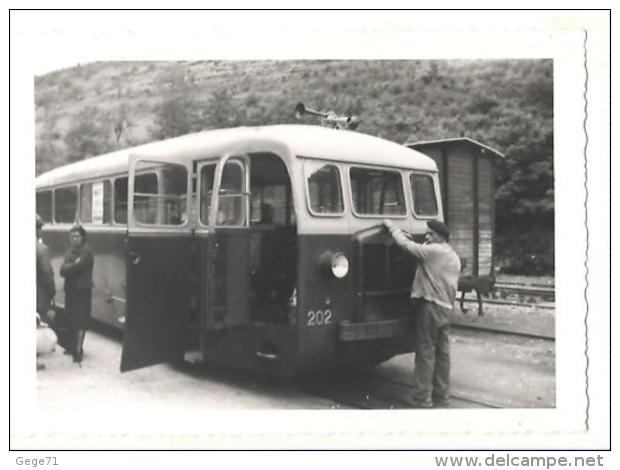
[214,158,250,228]
[131,165,190,228]
[409,171,440,219]
[197,157,251,229]
[79,179,113,226]
[53,184,79,225]
[114,170,166,227]
[197,160,218,228]
[348,164,408,219]
[36,189,54,224]
[303,159,346,218]
[112,174,130,226]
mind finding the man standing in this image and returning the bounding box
[383,219,461,408]
[36,215,56,370]
[36,215,56,317]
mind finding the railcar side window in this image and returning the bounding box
[160,165,188,225]
[114,177,128,224]
[132,163,187,226]
[36,191,53,223]
[410,174,438,217]
[133,172,158,224]
[54,186,78,223]
[350,167,406,216]
[305,161,344,215]
[80,181,112,224]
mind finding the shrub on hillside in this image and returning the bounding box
[151,95,195,139]
[64,106,113,163]
[495,229,554,275]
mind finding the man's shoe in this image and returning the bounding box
[409,396,433,409]
[73,350,83,364]
[433,398,451,408]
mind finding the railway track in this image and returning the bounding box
[458,281,556,310]
[451,322,555,341]
[497,280,555,288]
[493,282,555,300]
[461,297,555,310]
[302,369,499,410]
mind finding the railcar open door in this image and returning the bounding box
[121,155,194,372]
[203,155,251,330]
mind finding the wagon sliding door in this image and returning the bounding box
[121,155,193,372]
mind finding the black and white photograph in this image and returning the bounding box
[10,9,611,457]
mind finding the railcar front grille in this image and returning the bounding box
[359,242,415,294]
[353,229,419,323]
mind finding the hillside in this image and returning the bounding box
[34,59,554,274]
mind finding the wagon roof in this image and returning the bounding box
[406,137,505,158]
[36,125,436,187]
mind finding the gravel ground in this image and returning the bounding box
[450,302,555,338]
[372,329,555,408]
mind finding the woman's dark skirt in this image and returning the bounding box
[65,289,92,330]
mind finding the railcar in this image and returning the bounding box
[36,125,443,375]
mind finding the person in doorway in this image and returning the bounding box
[258,203,275,224]
[60,225,94,365]
[383,219,461,408]
[36,215,56,371]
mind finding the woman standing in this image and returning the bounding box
[60,225,94,364]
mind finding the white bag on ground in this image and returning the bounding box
[36,318,57,355]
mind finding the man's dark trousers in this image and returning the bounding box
[411,299,451,404]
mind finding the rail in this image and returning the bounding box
[451,322,555,341]
[494,282,555,300]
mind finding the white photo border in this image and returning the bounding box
[8,10,610,450]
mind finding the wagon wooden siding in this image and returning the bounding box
[406,138,503,278]
[477,155,494,276]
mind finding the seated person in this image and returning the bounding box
[257,203,275,225]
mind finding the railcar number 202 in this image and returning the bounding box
[306,309,332,326]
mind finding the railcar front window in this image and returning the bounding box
[305,161,344,215]
[410,174,438,217]
[36,191,53,223]
[54,186,78,223]
[350,167,406,216]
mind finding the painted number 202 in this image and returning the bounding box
[307,309,332,326]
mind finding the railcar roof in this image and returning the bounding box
[36,125,436,187]
[407,137,505,158]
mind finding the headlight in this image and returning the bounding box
[330,253,349,279]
